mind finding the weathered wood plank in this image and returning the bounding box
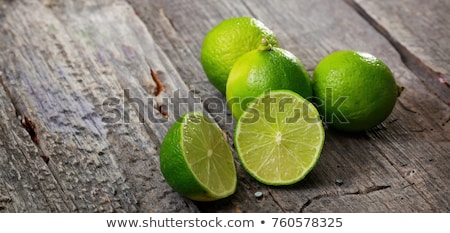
[0,0,448,213]
[0,0,200,212]
[0,71,74,212]
[345,0,450,211]
[130,0,449,212]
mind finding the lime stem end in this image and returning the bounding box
[258,38,272,51]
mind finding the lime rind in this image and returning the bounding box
[160,112,236,201]
[312,50,398,132]
[200,17,279,94]
[226,46,312,120]
[234,90,325,185]
[182,112,237,200]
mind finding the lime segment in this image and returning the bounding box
[234,91,324,185]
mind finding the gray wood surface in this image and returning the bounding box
[0,0,448,212]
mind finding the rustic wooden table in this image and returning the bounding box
[0,0,448,213]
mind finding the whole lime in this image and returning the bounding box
[200,17,279,94]
[226,39,312,119]
[312,50,402,132]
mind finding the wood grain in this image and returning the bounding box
[347,0,450,104]
[0,0,199,212]
[0,0,448,212]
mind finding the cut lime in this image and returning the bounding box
[234,90,325,185]
[160,112,237,201]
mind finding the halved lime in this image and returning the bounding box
[234,90,325,185]
[160,112,237,201]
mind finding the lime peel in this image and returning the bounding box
[312,50,399,132]
[200,17,279,94]
[160,112,237,201]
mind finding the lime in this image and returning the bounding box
[159,112,237,201]
[201,17,279,94]
[234,90,325,185]
[226,39,312,119]
[312,50,401,132]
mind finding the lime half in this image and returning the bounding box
[160,112,237,201]
[234,90,325,185]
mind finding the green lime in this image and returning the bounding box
[159,112,237,201]
[201,17,279,94]
[234,90,325,185]
[226,39,312,119]
[312,50,401,132]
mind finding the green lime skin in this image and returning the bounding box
[201,17,279,94]
[159,112,236,201]
[312,50,400,132]
[226,45,312,119]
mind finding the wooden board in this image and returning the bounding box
[0,0,448,212]
[0,0,199,212]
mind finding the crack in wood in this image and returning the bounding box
[299,193,330,213]
[267,189,286,212]
[1,72,37,144]
[439,77,450,88]
[299,185,391,212]
[19,116,52,164]
[20,116,38,144]
[397,99,417,114]
[159,8,177,31]
[155,103,169,118]
[345,185,391,195]
[150,68,165,96]
[1,70,51,165]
